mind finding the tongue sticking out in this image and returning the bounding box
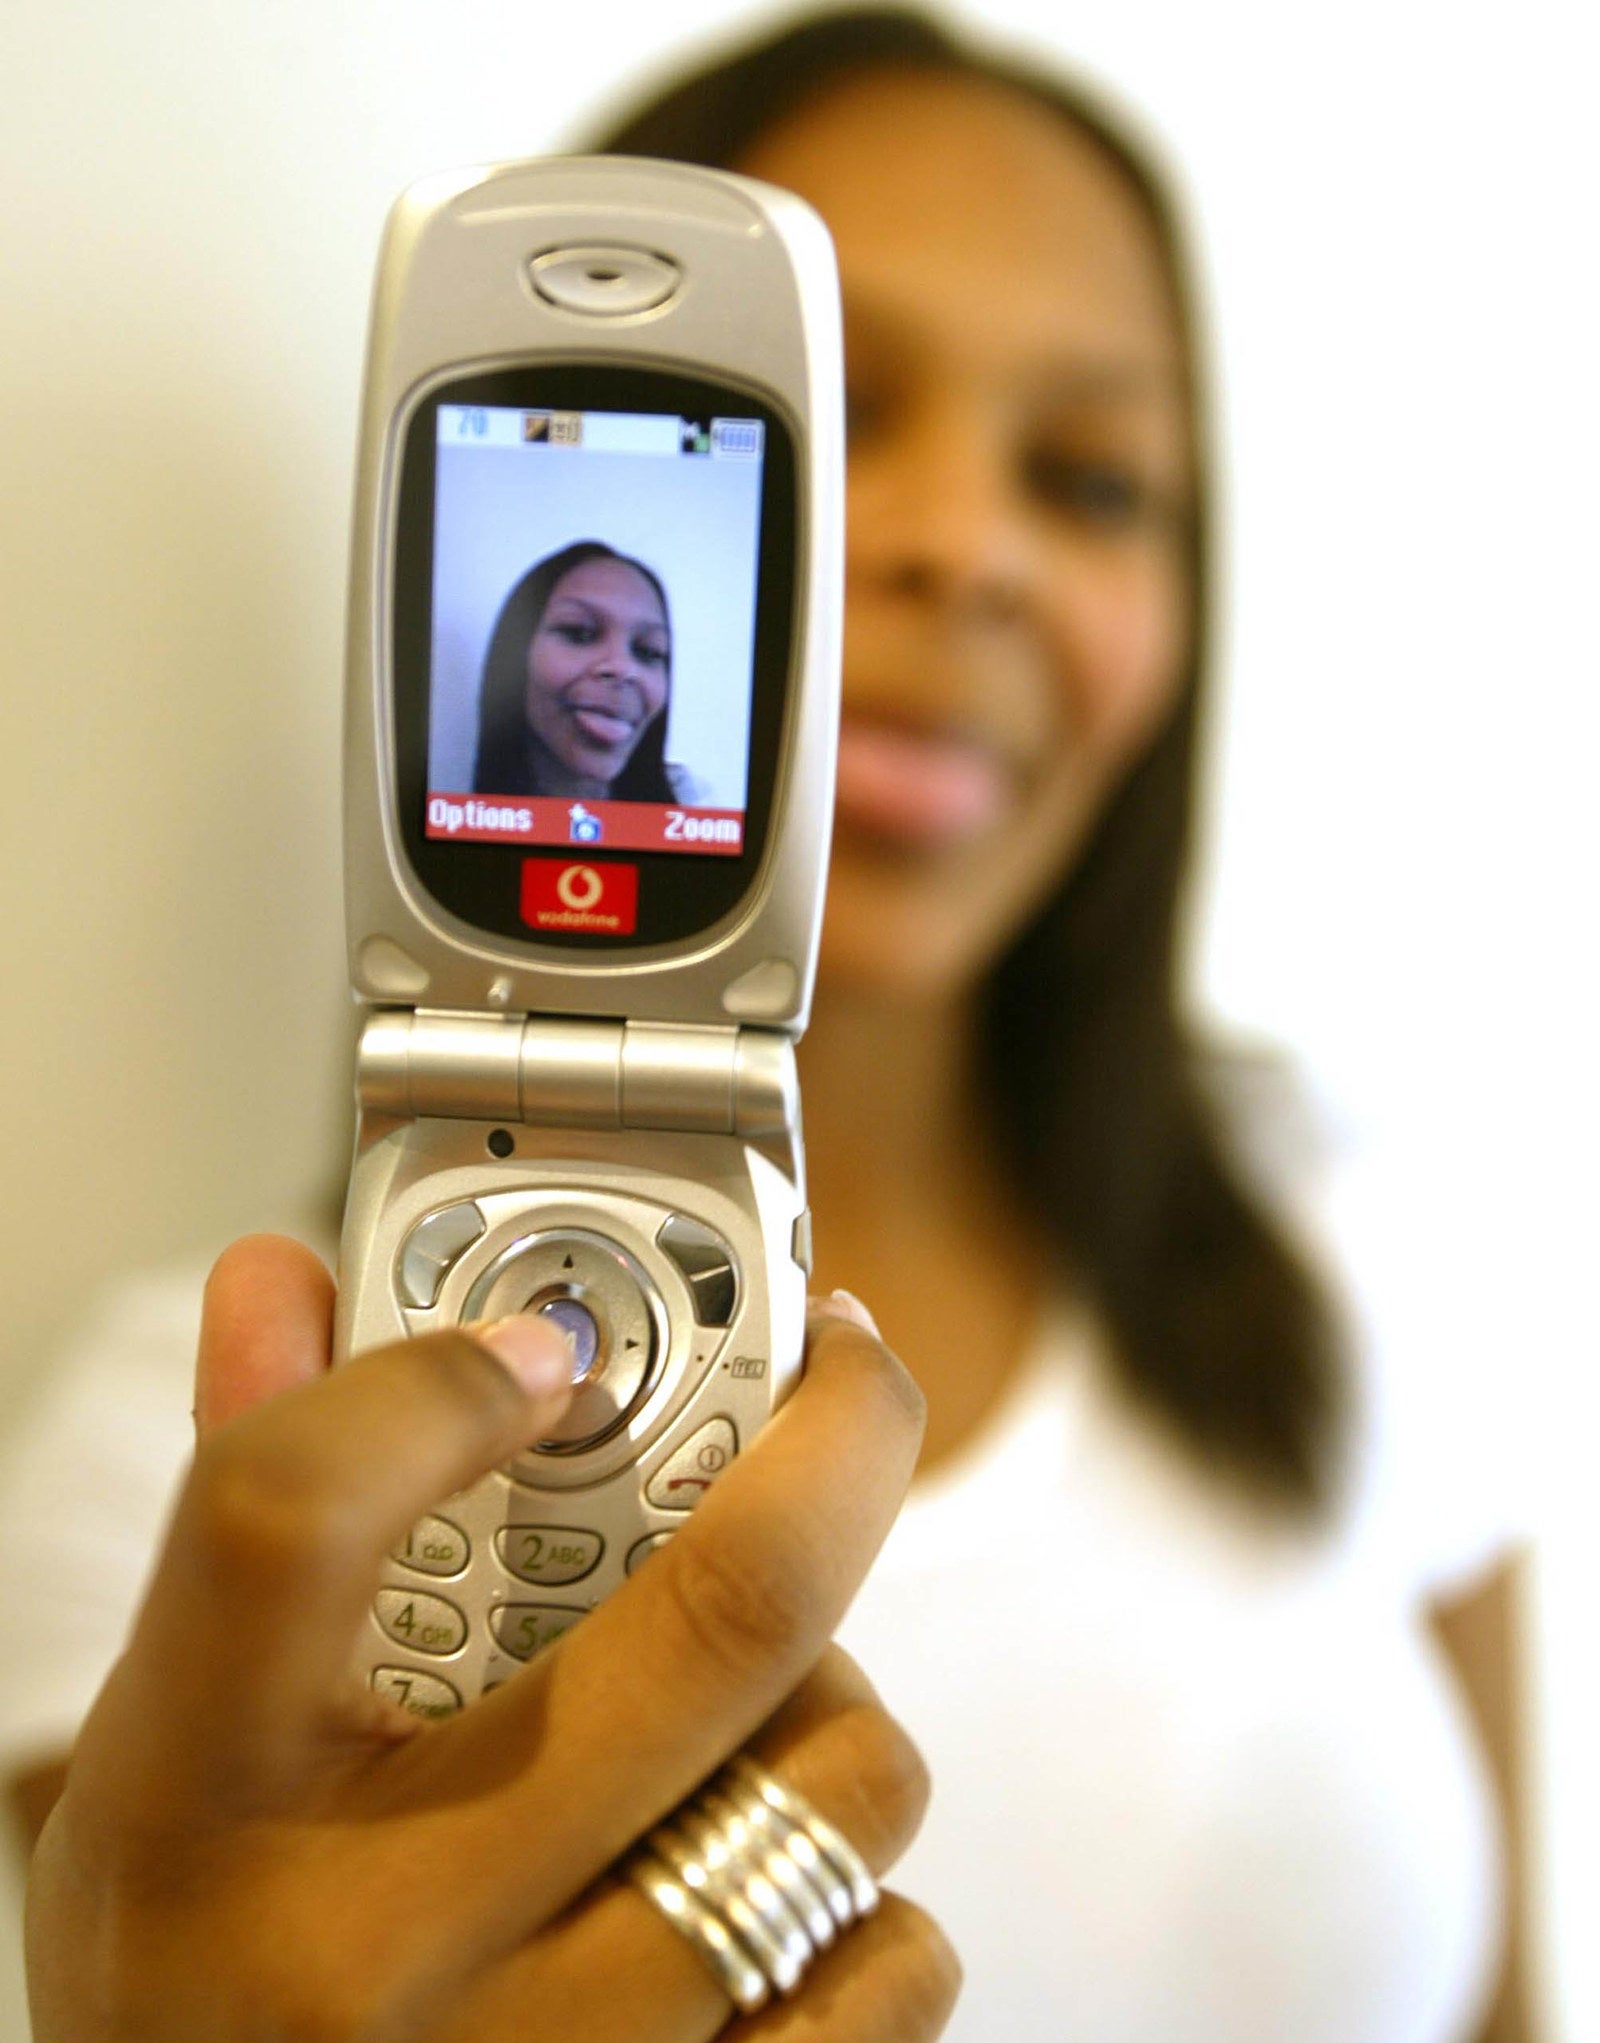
[834,720,1008,848]
[572,707,635,748]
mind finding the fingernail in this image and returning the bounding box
[811,1288,881,1338]
[470,1316,574,1399]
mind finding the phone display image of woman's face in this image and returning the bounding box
[523,555,671,789]
[421,401,766,845]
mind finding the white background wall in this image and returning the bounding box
[1,0,1595,2033]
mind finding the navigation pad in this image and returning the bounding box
[392,1197,743,1456]
[461,1228,659,1451]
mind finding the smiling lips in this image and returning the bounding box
[834,717,1011,849]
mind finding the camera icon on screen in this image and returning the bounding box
[568,803,603,845]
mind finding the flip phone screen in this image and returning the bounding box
[392,365,798,950]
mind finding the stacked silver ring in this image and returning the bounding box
[623,1753,879,2012]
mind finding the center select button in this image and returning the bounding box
[463,1228,663,1454]
[536,1296,600,1382]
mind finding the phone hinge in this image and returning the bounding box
[355,1010,797,1140]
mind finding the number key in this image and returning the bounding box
[391,1513,470,1579]
[371,1666,462,1718]
[495,1524,603,1586]
[489,1603,583,1661]
[374,1587,467,1657]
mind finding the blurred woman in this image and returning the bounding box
[590,13,1529,2039]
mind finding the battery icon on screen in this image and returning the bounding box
[711,418,764,458]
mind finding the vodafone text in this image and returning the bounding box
[521,858,639,935]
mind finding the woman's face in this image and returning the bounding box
[523,555,671,787]
[739,70,1195,998]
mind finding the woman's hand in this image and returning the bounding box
[26,1236,958,2042]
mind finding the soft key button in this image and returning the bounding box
[657,1215,738,1326]
[371,1667,462,1719]
[391,1513,470,1578]
[645,1417,738,1511]
[490,1603,584,1661]
[495,1524,603,1587]
[373,1588,467,1657]
[398,1202,486,1309]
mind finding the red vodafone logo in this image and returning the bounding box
[521,859,638,935]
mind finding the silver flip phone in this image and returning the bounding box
[337,156,842,1718]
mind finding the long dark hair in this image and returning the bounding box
[472,538,675,801]
[595,7,1344,1514]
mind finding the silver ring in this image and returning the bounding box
[621,1751,878,2009]
[727,1753,880,1918]
[672,1801,816,1975]
[648,1814,810,1992]
[696,1784,839,1949]
[723,1775,855,1929]
[622,1852,769,2012]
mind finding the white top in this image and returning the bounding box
[0,1137,1519,2041]
[839,1308,1504,2041]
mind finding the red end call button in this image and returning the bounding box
[521,859,639,936]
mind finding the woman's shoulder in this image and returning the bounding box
[1191,1034,1342,1205]
[1195,1033,1530,1598]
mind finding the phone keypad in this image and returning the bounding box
[364,1188,768,1702]
[391,1513,470,1578]
[374,1587,468,1657]
[366,1413,746,1694]
[489,1603,584,1661]
[494,1524,603,1587]
[372,1666,462,1719]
